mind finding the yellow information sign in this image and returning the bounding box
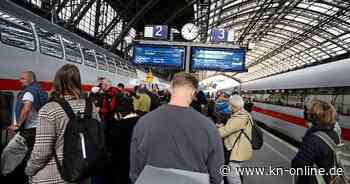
[146,71,153,83]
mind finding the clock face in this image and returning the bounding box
[181,23,199,41]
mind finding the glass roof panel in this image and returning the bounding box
[196,0,350,82]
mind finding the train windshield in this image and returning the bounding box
[0,10,35,51]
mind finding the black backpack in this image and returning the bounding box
[52,98,107,182]
[241,115,264,150]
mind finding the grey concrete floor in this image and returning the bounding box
[241,129,298,184]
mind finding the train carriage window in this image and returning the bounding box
[287,92,303,108]
[95,52,107,71]
[63,38,82,64]
[36,27,63,58]
[0,11,35,51]
[106,57,116,73]
[82,48,97,68]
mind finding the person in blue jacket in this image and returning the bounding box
[215,93,230,114]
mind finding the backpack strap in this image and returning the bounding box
[312,131,339,172]
[84,97,93,119]
[231,114,253,151]
[53,99,75,120]
[312,131,337,152]
[241,114,254,144]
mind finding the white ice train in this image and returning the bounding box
[0,1,168,143]
[241,58,350,142]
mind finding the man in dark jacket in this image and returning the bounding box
[190,90,208,113]
[146,89,161,111]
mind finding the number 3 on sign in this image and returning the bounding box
[218,29,226,40]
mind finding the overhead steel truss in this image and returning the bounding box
[194,0,350,82]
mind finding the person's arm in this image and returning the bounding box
[207,129,225,184]
[129,126,146,183]
[291,135,317,169]
[16,92,34,129]
[218,116,246,138]
[25,106,56,176]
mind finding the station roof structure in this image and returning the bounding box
[194,0,350,82]
[14,0,350,82]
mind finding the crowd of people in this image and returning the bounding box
[0,63,345,184]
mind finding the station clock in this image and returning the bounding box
[181,23,199,41]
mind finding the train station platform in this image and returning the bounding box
[242,129,298,184]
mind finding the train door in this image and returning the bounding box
[0,92,14,150]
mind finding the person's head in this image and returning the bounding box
[217,92,228,101]
[91,86,101,94]
[101,78,112,91]
[120,97,135,117]
[50,64,81,100]
[169,72,198,106]
[117,83,125,90]
[229,95,244,113]
[307,99,337,128]
[138,86,147,94]
[20,71,36,87]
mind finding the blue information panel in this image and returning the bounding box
[191,47,246,72]
[211,28,228,42]
[132,44,185,69]
[153,25,168,39]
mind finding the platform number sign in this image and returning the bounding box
[153,25,168,39]
[211,28,228,42]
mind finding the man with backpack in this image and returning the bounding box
[1,71,48,176]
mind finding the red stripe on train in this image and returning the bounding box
[252,106,308,127]
[252,106,350,141]
[0,79,92,92]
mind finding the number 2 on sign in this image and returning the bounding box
[155,26,162,37]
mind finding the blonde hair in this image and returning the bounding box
[308,100,337,126]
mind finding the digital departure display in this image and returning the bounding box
[132,44,185,69]
[191,47,246,72]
